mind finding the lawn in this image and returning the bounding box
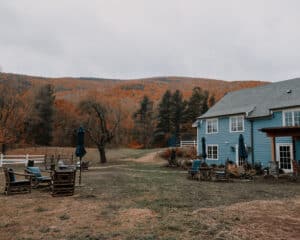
[0,149,300,240]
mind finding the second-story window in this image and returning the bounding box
[230,115,244,132]
[283,109,300,126]
[206,118,218,134]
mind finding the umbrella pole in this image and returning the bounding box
[79,157,82,185]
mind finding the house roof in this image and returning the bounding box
[199,78,300,119]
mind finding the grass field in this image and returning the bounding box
[0,148,300,240]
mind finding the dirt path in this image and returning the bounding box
[123,150,165,164]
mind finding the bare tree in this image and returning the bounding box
[79,99,121,163]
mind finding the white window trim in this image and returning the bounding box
[282,108,300,126]
[229,115,245,133]
[206,118,219,134]
[206,144,219,160]
[276,143,293,173]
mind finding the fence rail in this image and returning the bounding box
[180,140,197,148]
[0,154,45,167]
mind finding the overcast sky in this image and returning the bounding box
[0,0,300,82]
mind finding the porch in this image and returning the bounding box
[260,126,300,172]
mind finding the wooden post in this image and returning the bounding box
[0,153,3,167]
[271,137,276,162]
[25,154,29,167]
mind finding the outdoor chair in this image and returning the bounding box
[188,159,201,180]
[76,161,90,171]
[25,166,51,188]
[3,167,32,195]
[51,169,76,197]
[213,167,229,181]
[199,164,213,181]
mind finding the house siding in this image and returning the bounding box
[197,111,293,167]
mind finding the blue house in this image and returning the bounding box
[195,78,300,172]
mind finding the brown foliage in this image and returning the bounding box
[0,73,268,148]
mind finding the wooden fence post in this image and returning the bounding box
[0,153,3,167]
[25,154,29,166]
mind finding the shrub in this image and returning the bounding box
[159,148,172,160]
[211,164,217,168]
[175,148,183,157]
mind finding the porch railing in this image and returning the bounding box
[180,140,197,148]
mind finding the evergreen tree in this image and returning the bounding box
[170,90,187,144]
[26,84,55,145]
[185,87,209,123]
[133,96,155,148]
[156,90,172,136]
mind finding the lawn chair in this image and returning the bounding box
[213,166,229,181]
[51,169,76,197]
[25,166,51,188]
[188,159,201,180]
[3,167,32,195]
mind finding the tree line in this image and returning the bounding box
[133,87,215,148]
[0,82,214,162]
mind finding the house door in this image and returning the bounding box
[235,144,246,166]
[276,144,293,173]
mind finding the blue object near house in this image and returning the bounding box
[168,136,177,147]
[188,159,201,177]
[194,78,300,173]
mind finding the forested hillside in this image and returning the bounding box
[0,72,267,149]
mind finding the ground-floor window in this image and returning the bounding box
[207,144,218,160]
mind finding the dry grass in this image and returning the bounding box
[0,148,300,240]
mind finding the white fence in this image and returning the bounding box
[0,154,45,167]
[180,140,197,148]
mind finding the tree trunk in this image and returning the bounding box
[98,145,107,164]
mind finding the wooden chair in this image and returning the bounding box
[51,169,76,197]
[3,167,32,195]
[213,167,229,181]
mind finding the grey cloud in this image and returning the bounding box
[0,0,300,81]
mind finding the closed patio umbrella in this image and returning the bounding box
[201,137,207,162]
[75,126,86,185]
[238,134,248,166]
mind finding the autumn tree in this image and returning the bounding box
[79,99,120,163]
[25,84,55,145]
[209,95,216,107]
[133,95,155,148]
[0,83,23,148]
[52,99,80,147]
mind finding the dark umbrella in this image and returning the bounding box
[75,126,86,185]
[201,137,207,162]
[238,134,248,166]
